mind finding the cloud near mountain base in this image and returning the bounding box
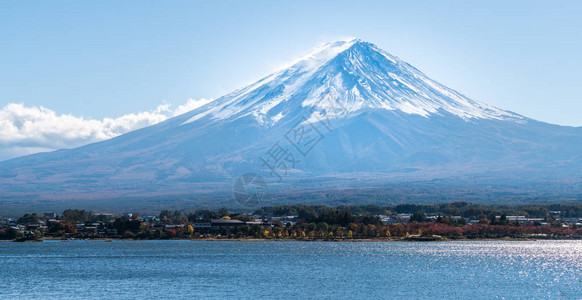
[0,98,212,161]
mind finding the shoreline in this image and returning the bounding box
[13,236,580,243]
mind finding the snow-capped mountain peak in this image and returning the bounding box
[184,39,522,126]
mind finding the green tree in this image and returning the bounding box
[62,209,91,223]
[409,212,428,223]
[217,207,229,217]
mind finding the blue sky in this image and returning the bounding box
[0,1,581,159]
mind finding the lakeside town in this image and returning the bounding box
[2,202,582,242]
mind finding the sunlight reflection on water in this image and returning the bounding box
[1,240,581,299]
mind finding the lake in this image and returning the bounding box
[1,240,581,299]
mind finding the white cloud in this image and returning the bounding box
[172,98,213,117]
[0,98,213,161]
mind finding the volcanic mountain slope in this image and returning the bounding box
[1,39,581,210]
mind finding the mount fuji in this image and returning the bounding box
[1,39,582,212]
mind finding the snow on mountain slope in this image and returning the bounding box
[184,39,522,127]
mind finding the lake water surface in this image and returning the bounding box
[1,240,581,299]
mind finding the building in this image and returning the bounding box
[84,227,98,235]
[211,219,245,230]
[163,224,185,231]
[192,220,211,229]
[245,221,265,226]
[496,216,545,225]
[44,212,57,219]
